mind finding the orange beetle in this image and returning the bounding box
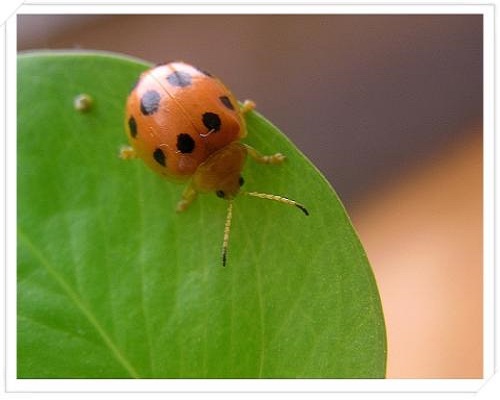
[121,61,308,266]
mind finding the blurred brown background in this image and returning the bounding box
[17,14,483,378]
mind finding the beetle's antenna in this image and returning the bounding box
[221,200,234,267]
[244,191,309,216]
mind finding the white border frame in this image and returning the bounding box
[4,1,496,397]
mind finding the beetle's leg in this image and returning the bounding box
[243,144,286,165]
[119,145,137,160]
[240,99,256,114]
[176,182,198,212]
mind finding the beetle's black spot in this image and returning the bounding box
[140,90,161,115]
[128,116,138,138]
[219,95,235,110]
[153,148,166,167]
[216,190,225,199]
[239,176,245,187]
[202,112,221,132]
[167,71,192,87]
[176,133,195,154]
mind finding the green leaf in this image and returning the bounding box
[17,51,386,378]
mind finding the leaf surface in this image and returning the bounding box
[17,51,386,378]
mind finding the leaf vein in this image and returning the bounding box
[18,229,140,378]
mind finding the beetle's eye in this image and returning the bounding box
[239,176,245,187]
[216,190,225,199]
